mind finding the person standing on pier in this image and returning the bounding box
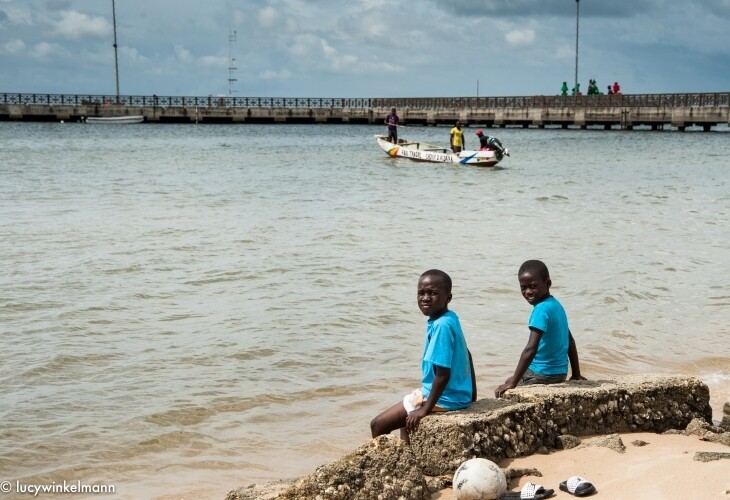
[385,108,399,144]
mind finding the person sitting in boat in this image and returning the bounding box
[384,108,399,144]
[450,121,466,153]
[475,130,507,157]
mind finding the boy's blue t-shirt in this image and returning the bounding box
[528,295,570,376]
[421,310,473,410]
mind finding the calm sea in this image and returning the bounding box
[1,122,728,499]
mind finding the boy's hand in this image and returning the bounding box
[495,377,518,398]
[570,374,587,381]
[405,407,428,431]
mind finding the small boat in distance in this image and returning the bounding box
[374,135,507,167]
[83,115,144,124]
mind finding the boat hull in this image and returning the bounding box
[85,115,144,124]
[375,135,503,167]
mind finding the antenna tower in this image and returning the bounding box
[228,28,238,95]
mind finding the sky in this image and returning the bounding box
[1,0,729,98]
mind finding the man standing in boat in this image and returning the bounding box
[385,108,399,144]
[450,121,466,153]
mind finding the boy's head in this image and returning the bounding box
[417,269,452,319]
[518,260,551,305]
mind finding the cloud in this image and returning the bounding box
[259,68,292,80]
[320,39,336,57]
[257,6,279,28]
[45,0,73,11]
[432,0,671,18]
[1,38,25,53]
[0,0,727,97]
[505,29,536,47]
[288,33,319,57]
[199,55,227,67]
[120,46,148,64]
[53,10,110,39]
[2,4,31,24]
[173,44,226,67]
[231,10,245,27]
[700,0,730,20]
[32,41,61,58]
[175,44,194,64]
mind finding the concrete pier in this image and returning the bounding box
[1,92,728,131]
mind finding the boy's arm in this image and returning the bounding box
[567,330,587,380]
[494,329,541,398]
[468,349,477,401]
[405,365,450,432]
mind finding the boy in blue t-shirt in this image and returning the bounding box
[370,269,476,443]
[495,260,586,398]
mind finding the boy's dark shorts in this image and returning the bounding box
[518,369,567,386]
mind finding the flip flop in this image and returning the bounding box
[559,476,596,497]
[499,482,554,499]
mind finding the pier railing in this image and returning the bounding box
[374,93,730,109]
[2,92,728,109]
[0,93,373,109]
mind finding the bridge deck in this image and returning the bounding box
[1,92,728,131]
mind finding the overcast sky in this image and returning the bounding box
[1,0,729,98]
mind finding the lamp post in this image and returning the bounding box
[574,0,580,96]
[112,0,120,100]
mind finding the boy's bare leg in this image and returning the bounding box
[370,401,408,442]
[399,427,410,443]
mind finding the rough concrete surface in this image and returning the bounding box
[227,375,719,499]
[410,374,711,475]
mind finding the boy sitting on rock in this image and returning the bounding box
[495,260,586,398]
[371,269,476,443]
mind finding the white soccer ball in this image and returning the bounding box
[452,458,507,500]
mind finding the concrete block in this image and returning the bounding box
[410,375,711,476]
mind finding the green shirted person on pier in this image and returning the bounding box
[560,81,569,96]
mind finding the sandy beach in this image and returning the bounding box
[432,431,730,499]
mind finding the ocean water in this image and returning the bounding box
[1,121,728,499]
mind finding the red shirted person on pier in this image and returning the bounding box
[612,82,622,95]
